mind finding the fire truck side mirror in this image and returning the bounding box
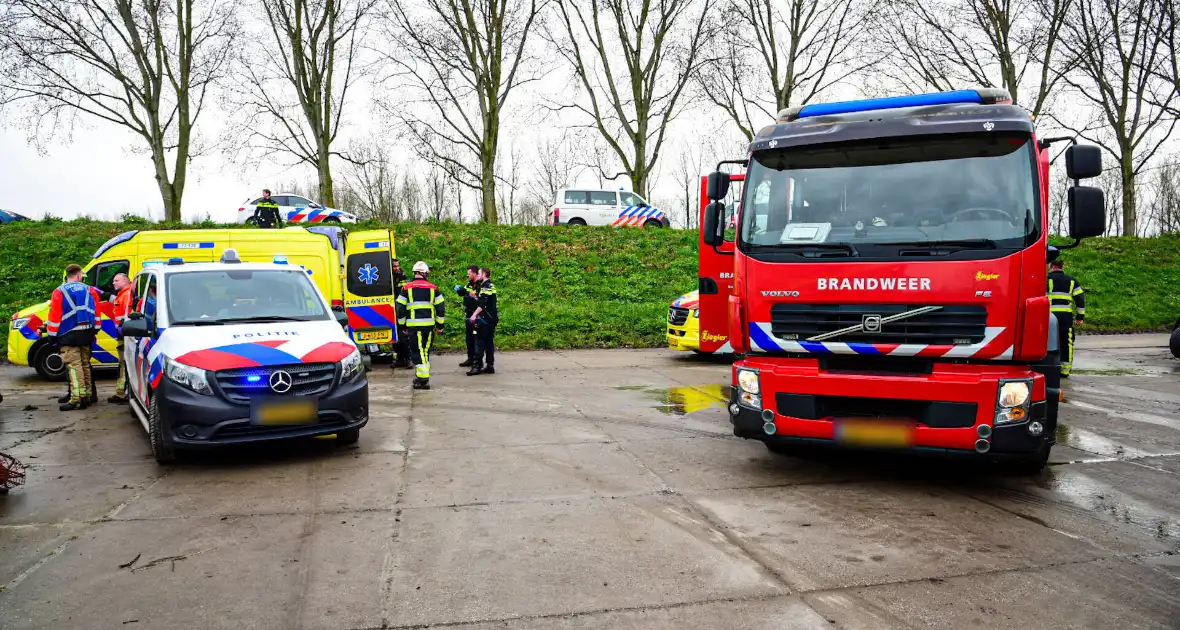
[1067,186,1105,239]
[703,201,724,246]
[1065,144,1102,180]
[706,171,730,201]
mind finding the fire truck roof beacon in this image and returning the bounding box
[776,88,1013,122]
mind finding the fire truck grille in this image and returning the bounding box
[769,304,987,346]
[668,307,690,326]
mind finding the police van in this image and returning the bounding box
[119,250,368,463]
[547,188,670,227]
[8,226,399,380]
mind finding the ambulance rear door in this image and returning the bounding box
[342,230,398,345]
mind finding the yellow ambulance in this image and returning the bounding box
[8,226,398,380]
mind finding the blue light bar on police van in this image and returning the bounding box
[167,257,184,265]
[273,255,288,264]
[777,88,1011,122]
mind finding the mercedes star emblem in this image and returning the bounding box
[269,370,293,393]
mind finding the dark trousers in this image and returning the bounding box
[475,321,496,368]
[393,330,410,365]
[1054,312,1075,375]
[464,320,477,361]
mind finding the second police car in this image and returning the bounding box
[120,249,367,463]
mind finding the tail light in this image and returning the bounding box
[551,208,560,225]
[238,207,245,213]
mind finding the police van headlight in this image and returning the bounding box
[736,368,761,410]
[11,316,30,331]
[165,357,212,395]
[995,379,1032,424]
[341,348,364,383]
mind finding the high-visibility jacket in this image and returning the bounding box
[47,281,100,340]
[396,278,446,328]
[1047,270,1086,318]
[113,285,135,328]
[254,198,283,226]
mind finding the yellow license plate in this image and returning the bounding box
[834,418,914,448]
[357,330,387,341]
[255,399,317,425]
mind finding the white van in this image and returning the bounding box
[548,188,670,228]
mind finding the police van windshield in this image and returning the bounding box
[739,133,1039,257]
[166,270,329,325]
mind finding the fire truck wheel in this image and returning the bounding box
[1169,325,1180,359]
[764,441,801,456]
[1011,445,1051,475]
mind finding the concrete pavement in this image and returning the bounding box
[0,335,1177,628]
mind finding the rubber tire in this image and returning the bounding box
[32,343,68,382]
[336,428,360,445]
[1170,326,1180,359]
[643,219,663,228]
[148,394,177,465]
[244,216,260,226]
[322,217,341,224]
[1011,445,1051,475]
[765,441,800,456]
[566,218,586,226]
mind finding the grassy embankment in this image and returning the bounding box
[0,218,1176,358]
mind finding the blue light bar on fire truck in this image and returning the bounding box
[776,88,1012,123]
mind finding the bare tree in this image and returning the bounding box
[1048,163,1071,235]
[526,134,583,209]
[546,0,715,198]
[697,0,874,141]
[227,0,371,207]
[401,172,423,222]
[495,140,524,223]
[1142,157,1180,234]
[424,164,449,221]
[377,0,543,224]
[0,0,237,221]
[1053,0,1178,236]
[873,0,1070,116]
[344,140,398,221]
[1153,0,1178,116]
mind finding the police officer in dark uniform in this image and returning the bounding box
[467,266,498,376]
[1048,258,1086,377]
[457,265,480,367]
[253,189,283,228]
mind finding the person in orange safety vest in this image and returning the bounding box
[108,273,134,403]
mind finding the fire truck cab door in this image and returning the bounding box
[343,230,398,346]
[698,174,743,353]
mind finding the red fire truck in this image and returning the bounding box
[700,89,1105,472]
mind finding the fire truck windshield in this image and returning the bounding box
[739,133,1039,257]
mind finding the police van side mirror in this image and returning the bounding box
[1068,186,1105,239]
[121,317,152,338]
[702,201,724,246]
[335,310,349,328]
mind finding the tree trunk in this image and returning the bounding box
[318,151,336,207]
[480,161,498,224]
[1120,154,1137,236]
[151,146,182,222]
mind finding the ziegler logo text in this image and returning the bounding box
[975,271,1000,281]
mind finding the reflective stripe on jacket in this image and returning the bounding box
[47,281,99,336]
[396,279,446,327]
[1047,270,1086,316]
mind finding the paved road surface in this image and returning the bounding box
[1,335,1177,628]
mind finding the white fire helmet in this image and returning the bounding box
[413,261,430,274]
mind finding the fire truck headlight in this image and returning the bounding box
[997,381,1030,408]
[737,369,760,395]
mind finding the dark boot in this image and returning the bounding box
[412,378,426,390]
[90,389,99,405]
[466,364,483,376]
[58,392,72,404]
[482,366,495,375]
[108,394,129,404]
[459,360,473,367]
[419,379,430,390]
[59,401,85,411]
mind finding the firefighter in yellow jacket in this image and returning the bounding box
[1047,258,1085,377]
[396,261,446,390]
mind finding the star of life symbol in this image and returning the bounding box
[358,263,380,285]
[983,121,995,131]
[769,139,779,148]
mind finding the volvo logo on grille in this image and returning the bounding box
[862,314,883,333]
[269,370,293,393]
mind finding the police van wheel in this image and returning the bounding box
[566,218,586,226]
[32,343,68,382]
[148,395,177,465]
[643,219,663,228]
[323,217,341,224]
[336,428,360,445]
[244,216,260,226]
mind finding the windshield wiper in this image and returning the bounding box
[891,239,997,250]
[171,315,308,326]
[781,243,860,257]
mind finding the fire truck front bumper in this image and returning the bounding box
[727,356,1053,459]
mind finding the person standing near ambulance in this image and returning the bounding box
[466,266,498,376]
[107,273,134,403]
[1048,258,1086,378]
[396,261,446,390]
[46,264,102,411]
[253,189,283,228]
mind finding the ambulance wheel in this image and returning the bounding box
[336,428,360,445]
[148,395,177,465]
[643,219,663,228]
[32,343,67,382]
[566,218,586,226]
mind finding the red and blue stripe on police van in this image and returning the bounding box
[286,208,346,223]
[612,206,666,227]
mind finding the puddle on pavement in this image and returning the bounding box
[614,384,732,416]
[1038,464,1180,541]
[1054,423,1157,459]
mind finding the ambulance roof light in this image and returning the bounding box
[273,255,288,265]
[221,248,242,264]
[167,257,184,266]
[776,88,1013,123]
